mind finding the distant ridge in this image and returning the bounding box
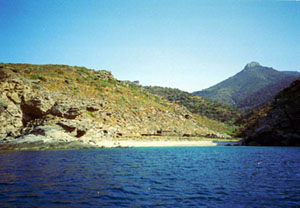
[193,62,300,112]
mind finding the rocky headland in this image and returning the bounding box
[0,63,231,150]
[239,78,300,146]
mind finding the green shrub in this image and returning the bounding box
[29,74,46,81]
[87,111,95,117]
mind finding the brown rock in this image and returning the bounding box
[86,106,99,112]
[21,95,55,118]
[52,104,81,119]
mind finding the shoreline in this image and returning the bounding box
[99,140,219,148]
[0,138,240,151]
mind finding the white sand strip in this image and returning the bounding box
[96,140,217,148]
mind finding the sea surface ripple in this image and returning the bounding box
[0,146,300,207]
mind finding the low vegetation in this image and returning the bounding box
[144,86,241,125]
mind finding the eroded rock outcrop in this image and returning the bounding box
[52,104,81,119]
[0,70,29,138]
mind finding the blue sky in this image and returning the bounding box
[1,0,300,92]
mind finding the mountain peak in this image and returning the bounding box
[244,61,261,70]
[194,61,300,112]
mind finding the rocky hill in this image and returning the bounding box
[0,63,230,149]
[193,62,300,112]
[144,86,241,125]
[236,76,300,112]
[238,78,300,146]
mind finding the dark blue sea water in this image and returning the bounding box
[0,147,300,207]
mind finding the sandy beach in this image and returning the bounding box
[96,140,221,148]
[0,137,239,151]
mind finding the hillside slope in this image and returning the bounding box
[144,86,241,125]
[238,78,300,146]
[193,62,300,112]
[0,63,230,149]
[237,76,299,112]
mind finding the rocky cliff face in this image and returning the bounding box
[0,63,228,149]
[240,78,300,146]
